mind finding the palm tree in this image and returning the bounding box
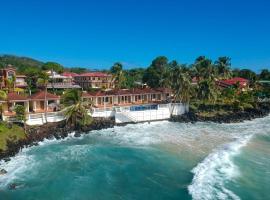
[62,89,92,129]
[170,66,192,114]
[6,75,16,92]
[197,78,218,103]
[37,72,49,123]
[0,90,7,119]
[215,57,232,79]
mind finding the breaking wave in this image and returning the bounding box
[188,135,253,200]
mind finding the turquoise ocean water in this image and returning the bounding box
[0,116,269,200]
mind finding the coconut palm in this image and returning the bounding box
[6,75,16,92]
[197,78,218,103]
[215,57,232,79]
[171,67,192,103]
[37,72,49,123]
[62,89,92,129]
[0,90,7,119]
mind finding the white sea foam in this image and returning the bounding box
[188,134,253,200]
[187,115,270,200]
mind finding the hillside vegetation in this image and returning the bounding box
[0,54,43,73]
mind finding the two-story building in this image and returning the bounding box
[0,65,27,89]
[46,70,81,89]
[74,72,114,89]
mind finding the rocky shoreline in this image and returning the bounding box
[1,102,270,163]
[170,102,270,123]
[0,117,115,162]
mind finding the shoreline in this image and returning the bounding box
[170,102,270,124]
[1,102,270,164]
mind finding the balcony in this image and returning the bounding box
[47,82,81,89]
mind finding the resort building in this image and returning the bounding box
[216,77,249,90]
[82,88,172,108]
[74,72,114,89]
[0,65,27,89]
[46,71,81,89]
[1,91,61,122]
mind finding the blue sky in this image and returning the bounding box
[0,0,269,72]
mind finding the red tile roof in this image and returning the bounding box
[62,72,78,77]
[29,91,60,100]
[82,88,171,97]
[217,77,249,88]
[7,92,28,102]
[74,72,112,77]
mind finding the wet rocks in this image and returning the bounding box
[0,117,116,162]
[170,102,270,124]
[0,169,7,175]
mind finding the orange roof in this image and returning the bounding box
[82,88,171,97]
[75,72,111,77]
[29,91,60,100]
[62,72,78,77]
[7,92,28,102]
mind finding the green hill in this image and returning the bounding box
[0,54,43,72]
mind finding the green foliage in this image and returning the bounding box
[124,68,145,88]
[142,56,169,88]
[42,62,64,73]
[232,69,257,83]
[0,55,43,73]
[259,69,270,80]
[215,56,232,79]
[67,67,88,74]
[14,104,26,122]
[110,62,127,89]
[170,66,192,103]
[62,89,93,128]
[110,62,123,74]
[0,122,26,151]
[197,79,218,103]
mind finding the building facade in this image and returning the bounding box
[82,88,171,108]
[46,70,81,89]
[0,65,27,89]
[74,72,114,89]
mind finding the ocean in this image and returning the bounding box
[0,116,269,200]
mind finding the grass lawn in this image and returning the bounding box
[0,122,26,151]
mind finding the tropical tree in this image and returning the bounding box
[197,78,218,103]
[193,56,216,80]
[170,66,192,103]
[14,104,26,132]
[0,90,7,118]
[62,89,92,129]
[142,56,169,88]
[259,69,270,80]
[215,57,232,79]
[42,62,64,73]
[110,62,126,89]
[37,72,49,123]
[6,75,16,92]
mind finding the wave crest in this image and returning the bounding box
[188,135,252,200]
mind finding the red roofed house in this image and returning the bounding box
[216,77,249,90]
[74,72,114,89]
[0,65,27,89]
[1,91,61,120]
[29,91,60,113]
[2,92,29,120]
[82,88,171,108]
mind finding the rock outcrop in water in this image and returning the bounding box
[170,102,270,123]
[0,117,115,161]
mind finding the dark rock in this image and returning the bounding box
[170,102,270,124]
[3,158,11,162]
[0,117,116,162]
[8,183,18,190]
[0,169,7,175]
